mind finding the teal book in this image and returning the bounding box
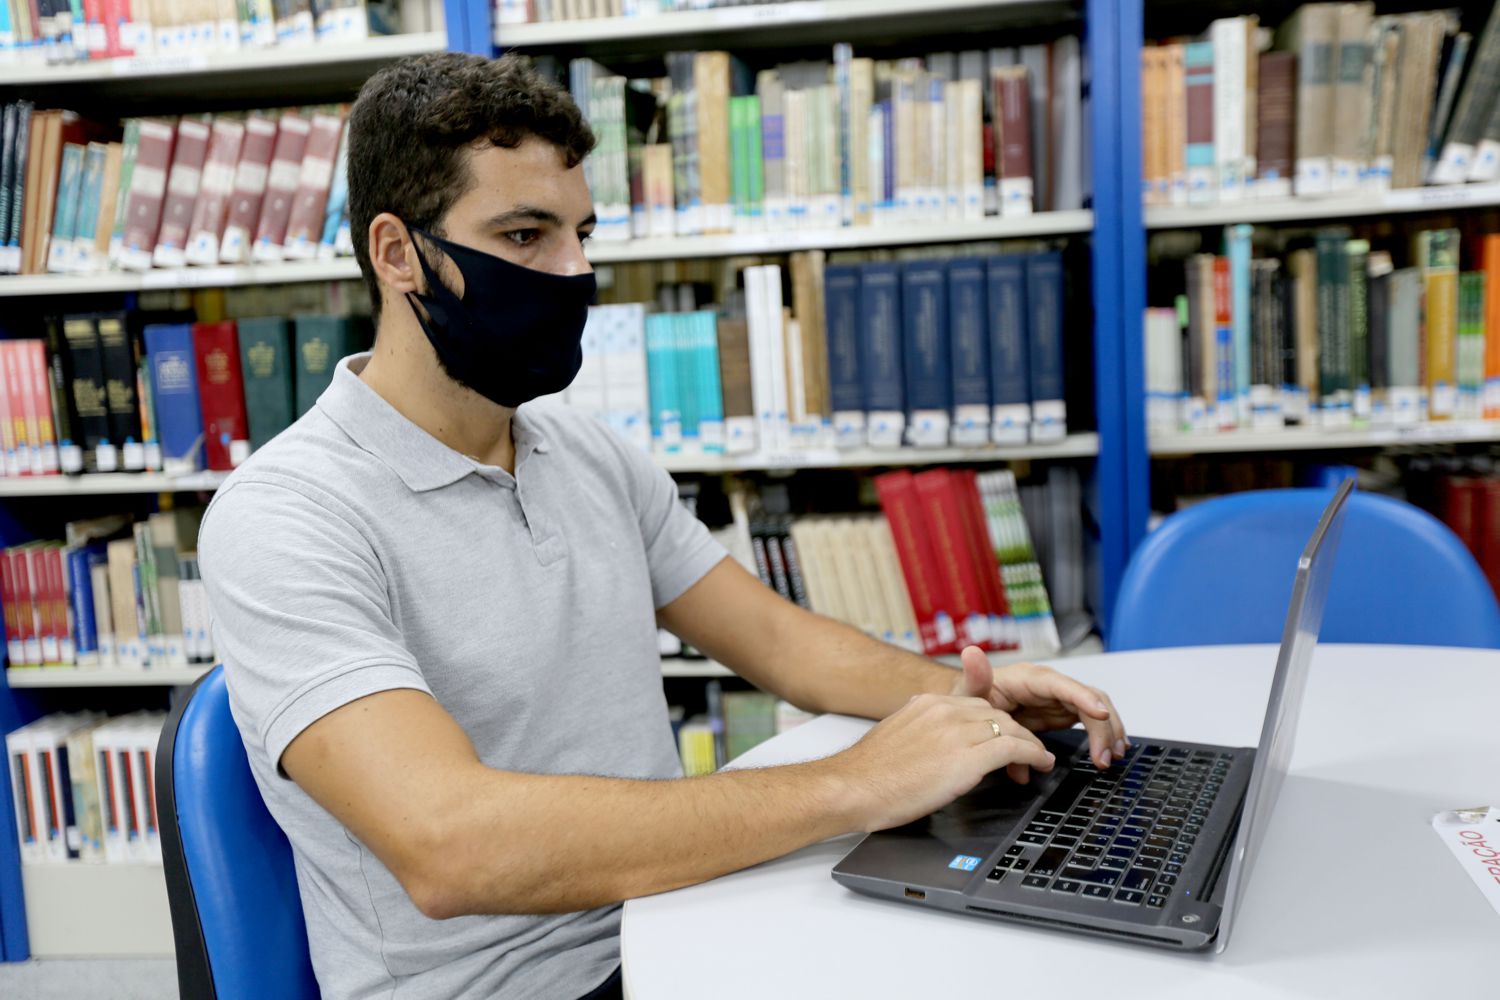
[47,143,85,273]
[238,317,295,450]
[694,311,724,453]
[1226,224,1252,423]
[645,312,679,452]
[673,313,699,448]
[293,315,369,417]
[317,120,350,258]
[71,142,108,272]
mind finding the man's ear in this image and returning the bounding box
[369,213,421,298]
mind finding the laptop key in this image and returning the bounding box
[1157,873,1178,887]
[1012,858,1030,872]
[1139,846,1168,860]
[1052,879,1081,894]
[1005,845,1025,856]
[1022,876,1050,889]
[1073,845,1102,858]
[1115,890,1145,905]
[1164,863,1181,875]
[1025,823,1054,835]
[1018,834,1048,845]
[1082,885,1112,899]
[1099,856,1130,871]
[1052,836,1079,849]
[1169,853,1188,865]
[1121,868,1153,892]
[1107,847,1134,860]
[1074,867,1121,886]
[1032,847,1069,877]
[1145,894,1168,909]
[1037,811,1066,824]
[1145,836,1174,850]
[1136,856,1162,871]
[986,869,1006,882]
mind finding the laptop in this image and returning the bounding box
[832,478,1353,952]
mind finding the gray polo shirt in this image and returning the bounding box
[198,354,726,1000]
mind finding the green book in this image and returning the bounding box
[1458,272,1486,419]
[239,316,295,450]
[108,119,141,266]
[722,691,777,762]
[1315,227,1352,423]
[293,314,369,418]
[1346,239,1370,425]
[745,95,764,227]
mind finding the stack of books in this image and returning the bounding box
[2,508,215,671]
[1,0,374,66]
[1145,225,1500,435]
[564,39,1085,242]
[498,0,801,25]
[0,102,354,278]
[5,712,167,866]
[1141,3,1500,204]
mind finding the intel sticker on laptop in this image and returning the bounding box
[948,855,981,871]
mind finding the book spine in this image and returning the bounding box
[1287,6,1335,195]
[185,117,245,266]
[1485,236,1500,419]
[282,108,343,258]
[1227,223,1252,424]
[97,312,141,465]
[218,111,277,263]
[117,118,175,272]
[145,323,203,472]
[1025,250,1066,441]
[946,257,989,445]
[985,253,1030,442]
[1457,271,1486,420]
[913,469,988,650]
[1255,51,1297,199]
[822,263,863,447]
[152,115,211,268]
[900,259,950,447]
[1347,240,1371,423]
[66,545,96,664]
[1183,41,1216,205]
[1431,3,1500,183]
[995,66,1033,217]
[1210,17,1247,203]
[857,261,904,447]
[1419,228,1460,420]
[26,339,56,473]
[250,110,309,262]
[1329,4,1373,193]
[106,118,138,267]
[874,470,957,655]
[1388,267,1423,423]
[1,549,21,665]
[45,142,83,273]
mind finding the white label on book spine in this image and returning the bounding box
[906,410,949,448]
[1470,142,1500,183]
[1328,157,1359,193]
[121,441,145,470]
[950,404,989,445]
[1256,174,1293,200]
[1031,400,1066,441]
[1354,386,1372,422]
[866,410,905,449]
[58,444,83,474]
[144,442,162,470]
[999,177,1033,217]
[1294,157,1331,197]
[1430,383,1457,419]
[1390,387,1421,424]
[991,403,1030,444]
[1429,143,1474,186]
[832,410,865,449]
[228,439,250,466]
[723,416,756,454]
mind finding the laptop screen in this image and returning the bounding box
[1213,478,1353,951]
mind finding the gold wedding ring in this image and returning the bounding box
[989,719,1002,739]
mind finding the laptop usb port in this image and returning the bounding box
[904,888,926,900]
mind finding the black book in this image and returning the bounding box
[43,314,82,472]
[7,102,32,274]
[63,313,110,469]
[96,311,143,462]
[0,104,16,256]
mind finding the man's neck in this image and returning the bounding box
[357,320,517,473]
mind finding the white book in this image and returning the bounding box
[570,308,609,425]
[1210,19,1248,203]
[602,304,651,452]
[745,267,779,457]
[762,267,790,453]
[6,725,42,863]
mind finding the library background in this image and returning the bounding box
[0,0,1498,979]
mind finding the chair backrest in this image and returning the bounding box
[1110,488,1500,652]
[156,666,319,1000]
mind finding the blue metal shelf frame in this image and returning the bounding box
[1086,0,1149,634]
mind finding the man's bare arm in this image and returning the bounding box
[280,684,1052,919]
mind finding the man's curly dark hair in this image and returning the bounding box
[347,52,596,320]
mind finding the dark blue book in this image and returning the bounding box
[986,254,1031,442]
[1024,250,1067,440]
[823,263,864,442]
[901,259,951,445]
[858,261,905,444]
[66,544,105,664]
[145,323,205,474]
[946,257,990,444]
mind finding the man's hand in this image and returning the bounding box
[833,692,1058,834]
[951,645,1127,777]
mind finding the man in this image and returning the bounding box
[199,52,1128,1000]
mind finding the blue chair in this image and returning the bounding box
[1111,488,1500,651]
[156,666,320,1000]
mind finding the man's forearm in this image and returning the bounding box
[419,758,860,918]
[762,610,957,720]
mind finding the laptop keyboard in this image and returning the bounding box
[984,743,1232,910]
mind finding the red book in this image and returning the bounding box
[1442,477,1481,560]
[192,322,250,471]
[118,118,177,271]
[3,342,32,476]
[185,118,246,267]
[14,548,39,664]
[41,546,64,664]
[956,469,1014,650]
[913,469,990,652]
[875,470,958,656]
[251,110,311,263]
[26,340,57,475]
[1,548,20,664]
[993,65,1034,216]
[219,112,279,264]
[48,546,72,664]
[281,108,345,259]
[152,116,213,268]
[1481,480,1500,600]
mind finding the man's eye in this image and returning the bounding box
[578,231,594,244]
[505,229,540,246]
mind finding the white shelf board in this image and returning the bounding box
[587,212,1093,264]
[655,433,1099,473]
[1145,183,1500,229]
[0,470,228,496]
[22,862,173,958]
[498,0,1061,47]
[1151,420,1500,456]
[0,31,446,87]
[0,258,360,297]
[5,665,212,687]
[660,636,1103,679]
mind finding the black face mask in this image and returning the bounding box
[405,227,597,408]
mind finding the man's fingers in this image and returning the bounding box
[976,733,1057,775]
[959,645,993,700]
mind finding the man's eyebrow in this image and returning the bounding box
[485,207,598,230]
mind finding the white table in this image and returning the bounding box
[622,645,1500,998]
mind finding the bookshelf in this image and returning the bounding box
[3,666,212,686]
[1145,183,1500,230]
[0,0,1152,967]
[1152,422,1500,456]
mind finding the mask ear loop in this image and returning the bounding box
[403,226,453,327]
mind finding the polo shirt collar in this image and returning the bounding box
[317,354,549,493]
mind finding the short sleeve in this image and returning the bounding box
[198,478,432,773]
[617,442,727,609]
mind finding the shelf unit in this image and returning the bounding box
[1144,183,1500,230]
[1151,423,1500,456]
[3,666,213,687]
[0,0,1150,966]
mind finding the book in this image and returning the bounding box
[218,111,278,264]
[184,116,245,267]
[822,263,863,447]
[1183,41,1216,205]
[900,259,950,447]
[116,118,176,272]
[282,106,343,259]
[250,109,310,262]
[1025,251,1066,441]
[1276,3,1337,196]
[1418,228,1460,421]
[293,314,364,416]
[237,316,294,451]
[874,469,957,655]
[145,322,204,474]
[946,257,989,446]
[1431,2,1500,183]
[859,261,905,448]
[986,253,1029,443]
[98,312,143,469]
[993,65,1033,216]
[152,115,212,268]
[62,314,110,470]
[191,321,249,470]
[1255,51,1298,200]
[1329,3,1373,193]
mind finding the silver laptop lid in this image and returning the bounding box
[1214,478,1354,952]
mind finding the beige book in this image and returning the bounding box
[849,58,874,224]
[894,68,917,220]
[1244,16,1260,183]
[958,79,984,220]
[92,143,125,268]
[106,538,141,669]
[789,250,830,430]
[1289,248,1320,405]
[1368,21,1402,186]
[1391,13,1451,189]
[1142,46,1163,204]
[1276,2,1339,195]
[872,516,921,650]
[807,519,858,625]
[850,516,903,644]
[694,51,732,233]
[827,518,879,636]
[787,520,829,617]
[1164,44,1187,204]
[1330,3,1374,189]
